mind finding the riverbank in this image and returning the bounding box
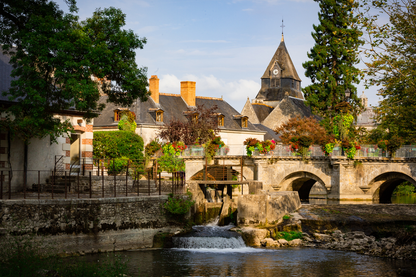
[0,196,182,255]
[236,204,416,260]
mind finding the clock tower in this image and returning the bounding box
[254,35,303,107]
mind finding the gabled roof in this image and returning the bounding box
[94,94,261,132]
[252,103,274,123]
[261,39,301,81]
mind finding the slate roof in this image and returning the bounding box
[94,94,261,132]
[254,124,281,141]
[252,103,273,122]
[261,39,301,81]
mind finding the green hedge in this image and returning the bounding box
[93,131,144,162]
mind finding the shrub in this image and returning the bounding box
[145,140,162,157]
[275,231,303,241]
[93,131,144,162]
[163,191,195,217]
[393,182,416,196]
[93,131,144,175]
[118,111,137,132]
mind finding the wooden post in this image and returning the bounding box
[38,171,40,200]
[64,171,67,199]
[0,171,3,200]
[89,171,92,198]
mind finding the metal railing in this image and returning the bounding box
[181,144,416,158]
[0,158,185,200]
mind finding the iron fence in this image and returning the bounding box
[0,158,185,200]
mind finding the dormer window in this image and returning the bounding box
[218,114,225,127]
[242,117,248,128]
[233,115,248,128]
[192,113,198,123]
[156,110,164,122]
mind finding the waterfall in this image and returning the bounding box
[172,217,252,251]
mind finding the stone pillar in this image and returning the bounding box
[81,125,94,172]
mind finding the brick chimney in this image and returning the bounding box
[149,75,159,104]
[181,81,196,106]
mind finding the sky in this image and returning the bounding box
[57,0,380,112]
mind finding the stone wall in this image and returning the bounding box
[238,191,301,226]
[0,197,181,254]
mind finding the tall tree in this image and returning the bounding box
[0,0,149,142]
[302,0,363,123]
[359,0,416,143]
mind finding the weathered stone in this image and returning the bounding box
[239,227,269,246]
[237,191,301,226]
[288,239,302,247]
[277,239,288,246]
[261,238,280,247]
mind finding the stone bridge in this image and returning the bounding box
[183,155,416,203]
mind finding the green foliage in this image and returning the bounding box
[302,0,363,120]
[107,157,129,175]
[244,138,276,156]
[359,0,416,144]
[118,111,137,132]
[0,2,148,142]
[275,231,303,241]
[157,154,185,173]
[145,139,162,157]
[163,191,195,217]
[333,114,354,140]
[205,136,225,160]
[283,214,291,220]
[93,131,144,170]
[393,182,416,196]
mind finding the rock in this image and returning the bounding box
[277,239,288,246]
[288,239,302,247]
[261,238,280,247]
[313,233,331,242]
[240,227,269,246]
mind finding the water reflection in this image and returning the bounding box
[81,248,416,277]
[391,195,416,204]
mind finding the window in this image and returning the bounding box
[192,113,198,123]
[114,110,121,121]
[156,110,164,122]
[242,117,248,128]
[218,115,225,127]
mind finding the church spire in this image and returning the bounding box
[281,19,285,42]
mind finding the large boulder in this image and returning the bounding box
[239,227,269,246]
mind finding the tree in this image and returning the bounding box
[359,0,416,143]
[0,0,149,142]
[302,0,364,124]
[158,104,219,145]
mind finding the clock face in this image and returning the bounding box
[273,69,279,75]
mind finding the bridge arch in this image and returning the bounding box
[364,165,416,203]
[277,170,330,202]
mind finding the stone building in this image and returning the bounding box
[356,91,377,130]
[0,48,94,192]
[93,75,266,154]
[241,35,314,137]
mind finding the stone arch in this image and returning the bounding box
[369,172,416,203]
[363,165,416,203]
[274,164,331,191]
[278,171,329,202]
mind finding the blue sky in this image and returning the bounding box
[58,0,379,112]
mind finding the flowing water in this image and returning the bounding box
[77,220,416,276]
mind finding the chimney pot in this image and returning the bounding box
[181,81,196,106]
[149,75,160,104]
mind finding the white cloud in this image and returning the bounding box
[158,74,260,111]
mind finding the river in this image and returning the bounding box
[78,222,416,276]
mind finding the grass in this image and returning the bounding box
[275,231,303,241]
